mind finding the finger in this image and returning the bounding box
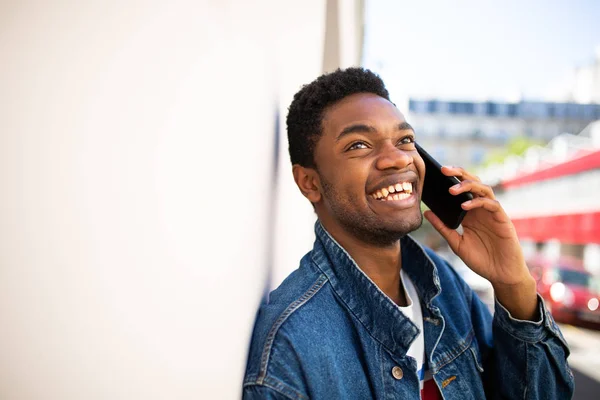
[424,210,461,251]
[441,166,481,183]
[450,180,495,199]
[461,197,502,213]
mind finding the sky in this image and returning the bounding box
[363,0,600,102]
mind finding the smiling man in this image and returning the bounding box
[243,68,573,399]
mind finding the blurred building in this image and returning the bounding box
[407,99,600,168]
[478,121,600,275]
[570,46,600,104]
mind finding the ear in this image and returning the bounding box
[292,164,322,204]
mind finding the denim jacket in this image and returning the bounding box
[243,222,574,399]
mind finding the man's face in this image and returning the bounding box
[312,93,426,246]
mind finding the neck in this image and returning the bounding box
[320,220,408,307]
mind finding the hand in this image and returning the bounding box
[423,166,539,320]
[423,166,526,285]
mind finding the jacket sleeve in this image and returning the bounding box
[469,286,575,399]
[243,384,298,400]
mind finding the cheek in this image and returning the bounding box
[346,167,371,196]
[337,176,362,198]
[333,160,366,182]
[322,158,371,200]
[331,175,368,205]
[415,158,426,189]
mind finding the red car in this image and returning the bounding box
[528,255,600,329]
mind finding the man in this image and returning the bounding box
[243,68,573,399]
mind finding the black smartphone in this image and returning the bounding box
[415,143,473,229]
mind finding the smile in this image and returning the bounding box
[369,182,414,201]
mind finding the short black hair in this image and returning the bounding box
[286,67,391,168]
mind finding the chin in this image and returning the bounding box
[387,208,423,231]
[354,214,424,247]
[391,214,424,237]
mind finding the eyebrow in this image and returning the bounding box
[335,122,414,142]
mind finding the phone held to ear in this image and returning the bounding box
[415,143,473,229]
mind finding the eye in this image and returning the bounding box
[347,141,369,151]
[398,136,415,145]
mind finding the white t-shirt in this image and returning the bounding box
[398,270,441,400]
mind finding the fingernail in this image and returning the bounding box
[450,184,460,190]
[462,200,472,206]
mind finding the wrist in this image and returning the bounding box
[492,276,539,321]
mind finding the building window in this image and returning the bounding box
[409,99,416,112]
[428,100,438,113]
[554,104,567,118]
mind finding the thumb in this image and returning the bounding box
[423,210,461,253]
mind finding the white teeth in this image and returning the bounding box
[371,182,414,200]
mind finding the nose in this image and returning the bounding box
[375,142,413,171]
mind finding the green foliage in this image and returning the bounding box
[483,136,544,166]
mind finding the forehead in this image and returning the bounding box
[321,93,405,134]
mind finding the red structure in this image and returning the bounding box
[501,149,600,245]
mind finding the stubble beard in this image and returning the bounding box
[320,177,423,247]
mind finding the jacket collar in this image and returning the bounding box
[311,221,442,357]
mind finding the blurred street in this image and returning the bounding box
[558,324,600,399]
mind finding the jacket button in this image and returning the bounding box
[392,366,404,380]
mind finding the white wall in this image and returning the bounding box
[272,0,365,289]
[0,1,337,398]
